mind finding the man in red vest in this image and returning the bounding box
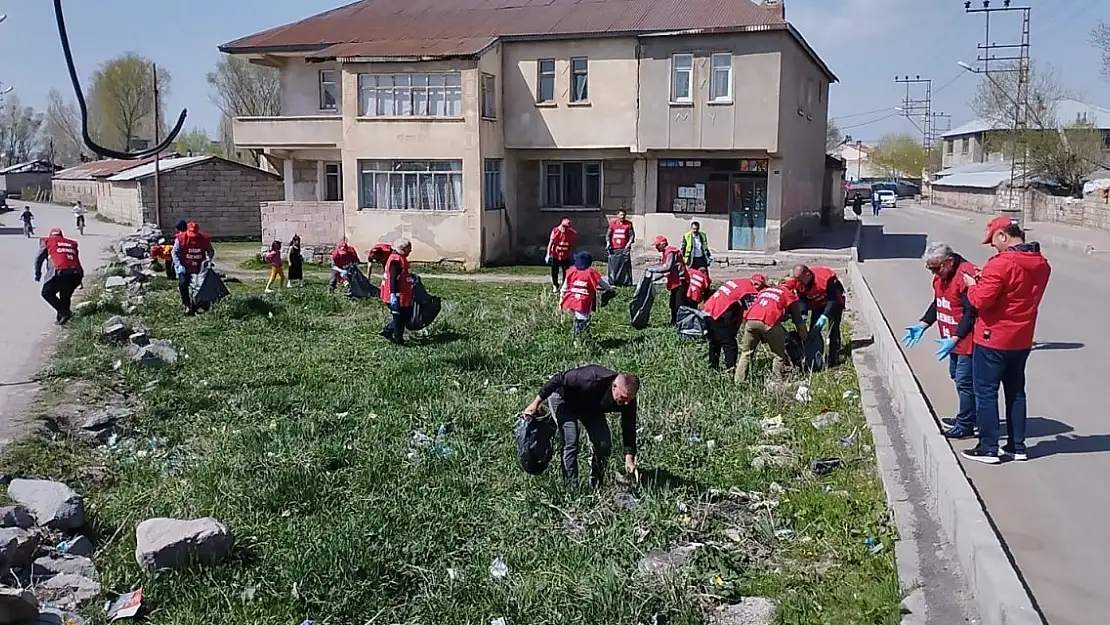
[172,221,214,315]
[645,235,690,324]
[34,227,84,325]
[546,217,577,294]
[736,282,808,382]
[605,210,635,255]
[560,251,614,337]
[960,217,1051,464]
[685,266,712,306]
[380,238,414,345]
[902,242,980,439]
[784,264,846,367]
[701,273,766,371]
[329,239,362,292]
[366,242,393,280]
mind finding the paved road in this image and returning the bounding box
[858,203,1108,625]
[0,201,129,446]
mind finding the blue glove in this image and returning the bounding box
[935,338,957,360]
[814,314,829,329]
[902,323,926,348]
[545,254,552,265]
[176,267,186,277]
[389,294,400,311]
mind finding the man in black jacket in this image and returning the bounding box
[522,365,640,486]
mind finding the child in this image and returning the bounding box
[287,235,303,287]
[560,251,614,337]
[151,238,176,280]
[263,240,285,292]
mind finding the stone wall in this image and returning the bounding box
[261,201,345,247]
[930,186,1007,215]
[52,179,102,208]
[1027,190,1110,231]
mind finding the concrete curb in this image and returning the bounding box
[914,204,1104,258]
[845,261,1042,625]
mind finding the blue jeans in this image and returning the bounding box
[948,353,976,429]
[973,345,1031,454]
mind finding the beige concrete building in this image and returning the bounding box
[220,0,837,268]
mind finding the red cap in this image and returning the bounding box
[750,273,767,284]
[982,216,1017,244]
[49,227,63,237]
[652,235,668,247]
[560,218,571,227]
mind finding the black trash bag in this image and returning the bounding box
[629,273,656,330]
[407,274,442,331]
[345,264,379,300]
[598,288,617,309]
[785,330,805,369]
[785,330,826,372]
[607,249,633,286]
[675,306,708,339]
[189,265,229,310]
[514,413,557,476]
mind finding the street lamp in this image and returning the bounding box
[0,14,7,25]
[957,60,975,73]
[0,86,12,97]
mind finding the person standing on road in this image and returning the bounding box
[380,238,414,346]
[645,235,690,324]
[701,273,766,372]
[521,366,640,486]
[736,282,808,382]
[871,189,881,216]
[902,242,980,439]
[960,217,1051,465]
[784,265,846,367]
[34,228,84,325]
[19,206,34,237]
[681,221,712,270]
[172,221,215,315]
[851,194,863,220]
[546,217,577,294]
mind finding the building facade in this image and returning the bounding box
[221,0,836,268]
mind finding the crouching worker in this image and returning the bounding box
[645,235,689,324]
[522,365,640,486]
[685,266,712,306]
[785,265,846,367]
[172,222,214,315]
[329,240,361,292]
[561,251,615,337]
[701,273,766,372]
[379,238,414,345]
[366,242,393,280]
[736,282,808,382]
[34,228,83,325]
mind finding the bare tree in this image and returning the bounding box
[1093,21,1110,83]
[89,53,170,152]
[0,92,43,166]
[207,55,280,163]
[43,88,85,165]
[970,61,1060,129]
[826,119,844,153]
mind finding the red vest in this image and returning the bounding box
[332,244,359,267]
[560,267,601,314]
[548,227,577,261]
[175,227,210,273]
[701,279,758,320]
[686,268,711,304]
[794,266,844,310]
[608,219,633,250]
[380,252,413,306]
[662,246,688,291]
[43,236,82,272]
[745,286,799,326]
[933,260,979,356]
[368,243,393,264]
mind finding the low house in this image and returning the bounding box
[835,142,879,181]
[930,160,1030,214]
[100,155,283,238]
[0,161,57,198]
[52,157,163,208]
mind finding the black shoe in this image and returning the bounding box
[943,425,975,439]
[56,312,73,326]
[961,446,1001,465]
[999,446,1028,462]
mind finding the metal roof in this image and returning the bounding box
[932,160,1025,189]
[941,98,1110,138]
[106,155,214,182]
[52,155,167,181]
[0,160,55,174]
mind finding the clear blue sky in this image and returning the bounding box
[0,0,1106,145]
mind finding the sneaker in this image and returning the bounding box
[999,446,1028,462]
[941,417,957,427]
[943,425,975,439]
[961,446,1001,465]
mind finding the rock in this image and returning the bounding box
[31,608,86,625]
[636,543,701,577]
[135,517,233,571]
[0,528,39,568]
[122,241,146,259]
[749,445,797,470]
[7,479,86,531]
[56,536,93,557]
[708,597,777,625]
[0,506,34,529]
[102,317,130,342]
[0,587,39,623]
[128,331,150,347]
[128,341,178,368]
[35,574,100,610]
[80,406,131,431]
[104,276,127,289]
[72,301,93,314]
[811,411,842,430]
[32,555,98,580]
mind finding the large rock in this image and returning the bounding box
[0,528,39,569]
[30,608,85,625]
[708,598,777,625]
[121,241,147,259]
[35,575,100,610]
[0,587,38,624]
[32,555,98,580]
[7,479,85,531]
[127,340,178,369]
[0,506,34,529]
[102,317,130,342]
[135,517,233,571]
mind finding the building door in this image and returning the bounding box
[729,176,767,250]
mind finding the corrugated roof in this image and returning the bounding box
[106,155,214,182]
[0,160,55,174]
[933,160,1025,189]
[52,156,166,181]
[942,98,1110,138]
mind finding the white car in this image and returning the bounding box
[877,190,897,209]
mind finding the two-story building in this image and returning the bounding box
[220,0,836,268]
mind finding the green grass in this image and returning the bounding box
[5,276,900,625]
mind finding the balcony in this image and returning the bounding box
[233,116,343,149]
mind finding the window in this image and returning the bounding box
[797,75,807,115]
[319,70,338,111]
[961,138,969,154]
[709,53,732,102]
[358,160,463,211]
[357,73,462,117]
[481,73,497,119]
[671,54,693,102]
[537,59,555,103]
[570,57,588,102]
[946,140,954,155]
[324,162,342,201]
[805,78,815,118]
[542,161,602,208]
[484,159,504,210]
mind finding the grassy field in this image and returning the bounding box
[5,274,901,624]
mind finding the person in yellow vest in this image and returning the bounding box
[681,221,712,270]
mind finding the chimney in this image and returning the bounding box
[763,0,785,19]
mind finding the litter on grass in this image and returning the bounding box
[811,410,841,430]
[489,557,509,579]
[810,457,843,476]
[105,588,142,620]
[795,385,812,402]
[491,618,507,625]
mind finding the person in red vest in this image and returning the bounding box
[366,242,393,280]
[546,217,577,294]
[34,227,84,325]
[645,235,689,324]
[736,281,808,382]
[379,238,414,345]
[700,273,766,371]
[784,264,846,367]
[960,217,1051,465]
[902,242,980,439]
[172,221,214,315]
[329,239,361,292]
[605,210,635,255]
[560,251,615,337]
[685,266,712,306]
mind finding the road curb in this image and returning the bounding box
[916,203,1105,258]
[845,261,1042,625]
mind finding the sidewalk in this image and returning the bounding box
[915,201,1110,258]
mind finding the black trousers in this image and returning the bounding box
[164,261,176,280]
[668,286,689,324]
[689,255,710,270]
[707,305,742,370]
[382,306,413,345]
[550,258,572,288]
[809,306,843,366]
[41,273,82,318]
[547,393,611,486]
[177,272,194,309]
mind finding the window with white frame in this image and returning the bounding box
[324,162,342,201]
[709,53,732,102]
[537,59,555,103]
[319,70,338,111]
[570,57,588,102]
[671,54,693,102]
[542,161,602,208]
[358,160,463,211]
[357,73,462,117]
[484,159,504,210]
[481,73,497,119]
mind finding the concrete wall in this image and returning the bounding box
[478,43,512,264]
[261,200,345,247]
[1027,189,1110,231]
[97,181,143,225]
[940,134,1003,169]
[931,185,1006,214]
[52,179,104,208]
[281,59,343,116]
[1,172,52,196]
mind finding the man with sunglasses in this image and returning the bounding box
[903,242,979,439]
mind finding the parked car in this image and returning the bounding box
[877,189,897,208]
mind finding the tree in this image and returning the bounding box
[207,55,280,164]
[175,127,221,156]
[43,89,85,165]
[970,61,1059,130]
[1093,21,1110,83]
[869,133,927,178]
[826,119,844,153]
[0,92,43,166]
[89,53,170,153]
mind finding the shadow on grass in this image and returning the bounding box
[636,466,705,492]
[219,297,279,321]
[412,330,466,346]
[598,335,645,350]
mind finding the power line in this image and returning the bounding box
[840,111,900,131]
[831,107,900,120]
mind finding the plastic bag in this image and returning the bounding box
[345,264,379,300]
[189,265,229,309]
[675,306,707,339]
[514,413,557,475]
[607,249,633,286]
[407,275,442,331]
[629,273,655,330]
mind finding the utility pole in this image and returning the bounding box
[932,112,953,134]
[964,0,1032,224]
[152,63,162,229]
[895,75,933,154]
